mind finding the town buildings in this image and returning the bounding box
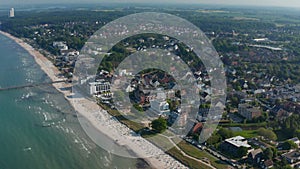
[238,103,262,120]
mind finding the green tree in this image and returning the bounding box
[133,103,143,112]
[166,99,180,111]
[231,96,239,107]
[218,128,234,140]
[257,128,277,141]
[281,165,293,169]
[151,117,167,133]
[206,134,221,145]
[270,147,278,158]
[263,148,273,160]
[236,85,242,91]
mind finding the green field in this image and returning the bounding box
[220,122,267,129]
[177,142,229,169]
[233,130,259,138]
[167,148,211,169]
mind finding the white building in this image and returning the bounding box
[9,8,14,18]
[254,89,266,94]
[221,136,253,156]
[151,88,175,100]
[126,85,135,93]
[150,100,170,116]
[61,49,79,56]
[89,81,111,95]
[156,90,166,100]
[253,38,268,42]
[53,41,68,50]
[225,136,252,149]
[118,69,133,77]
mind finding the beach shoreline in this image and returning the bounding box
[0,30,190,169]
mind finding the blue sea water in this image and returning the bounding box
[0,34,139,169]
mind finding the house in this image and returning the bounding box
[254,89,266,94]
[61,49,79,56]
[248,149,274,169]
[220,136,253,157]
[248,149,263,164]
[191,122,203,134]
[168,112,179,125]
[198,102,224,121]
[271,106,291,120]
[238,103,262,120]
[248,138,268,149]
[126,85,135,93]
[261,159,274,169]
[119,69,133,77]
[282,150,300,164]
[198,108,209,121]
[289,137,300,147]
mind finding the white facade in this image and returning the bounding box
[119,69,133,76]
[9,8,14,18]
[157,91,166,100]
[150,100,170,116]
[89,81,110,95]
[53,41,68,50]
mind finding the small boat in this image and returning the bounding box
[42,122,52,127]
[23,147,32,151]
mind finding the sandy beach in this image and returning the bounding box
[0,30,192,169]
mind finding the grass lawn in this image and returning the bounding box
[163,130,177,137]
[177,142,229,169]
[233,130,258,138]
[171,136,183,144]
[145,134,174,151]
[220,122,267,128]
[167,148,212,169]
[142,133,213,169]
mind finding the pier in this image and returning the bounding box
[0,80,68,91]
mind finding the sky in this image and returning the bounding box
[1,0,300,8]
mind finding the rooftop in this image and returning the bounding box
[282,150,300,161]
[249,149,263,159]
[225,136,251,148]
[289,137,300,143]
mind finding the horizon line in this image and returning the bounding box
[1,2,300,10]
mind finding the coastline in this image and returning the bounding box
[0,31,189,169]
